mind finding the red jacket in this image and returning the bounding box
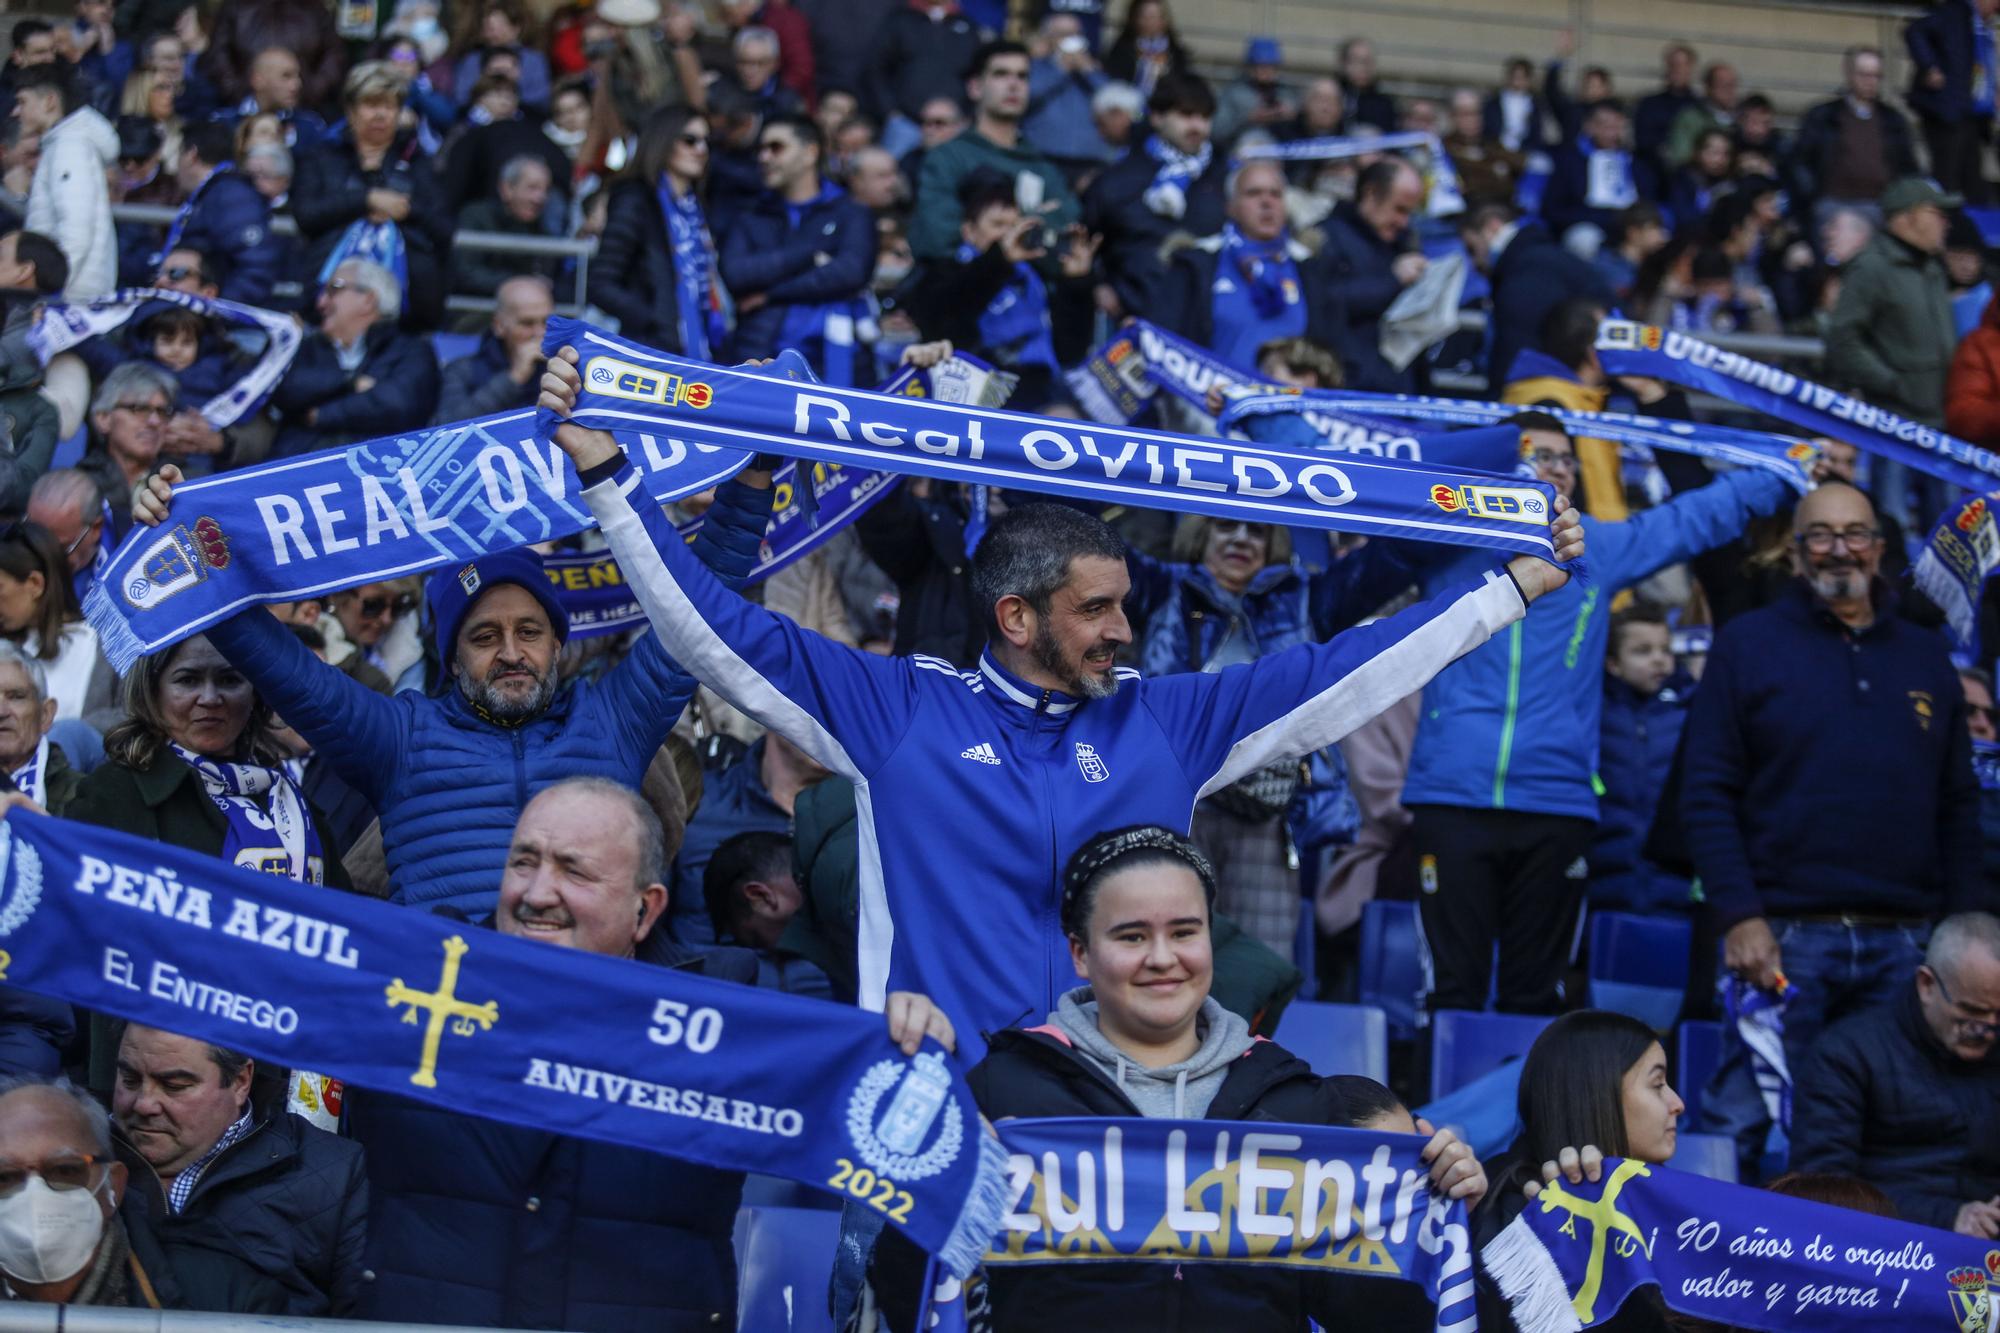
[755,1,817,107]
[1947,293,2000,446]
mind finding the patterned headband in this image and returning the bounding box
[1062,825,1216,911]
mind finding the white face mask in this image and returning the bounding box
[0,1175,108,1285]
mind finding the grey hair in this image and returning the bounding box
[1225,156,1285,203]
[1091,81,1144,119]
[0,1074,113,1154]
[90,361,178,418]
[1928,912,2000,976]
[969,502,1126,636]
[243,141,292,180]
[499,153,550,189]
[0,640,50,704]
[532,777,667,890]
[335,258,401,321]
[732,24,778,58]
[27,468,100,525]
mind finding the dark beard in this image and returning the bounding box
[1031,620,1119,700]
[458,662,557,723]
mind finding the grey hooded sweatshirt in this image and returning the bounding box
[1050,985,1255,1120]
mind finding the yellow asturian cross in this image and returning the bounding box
[1536,1158,1657,1323]
[385,935,500,1088]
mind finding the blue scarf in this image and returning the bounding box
[167,742,327,884]
[0,810,1007,1275]
[30,287,301,429]
[923,1116,1477,1331]
[953,242,1057,373]
[1140,134,1212,219]
[545,317,1573,567]
[658,180,724,362]
[1212,224,1306,367]
[772,182,873,386]
[316,219,408,303]
[1978,12,1998,117]
[154,163,233,267]
[1483,1151,1997,1331]
[1974,738,2000,790]
[1913,489,2000,649]
[1238,131,1466,215]
[1595,319,2000,492]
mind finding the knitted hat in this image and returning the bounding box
[425,547,569,668]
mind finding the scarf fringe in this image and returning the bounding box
[938,1126,1011,1279]
[1480,1213,1585,1333]
[84,580,143,674]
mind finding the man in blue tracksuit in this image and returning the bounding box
[132,465,774,914]
[539,348,1585,1059]
[1404,410,1795,1016]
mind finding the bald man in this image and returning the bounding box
[1681,480,1987,1167]
[433,276,555,423]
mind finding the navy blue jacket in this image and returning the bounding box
[0,984,72,1076]
[1591,673,1694,914]
[1634,87,1700,162]
[433,331,537,424]
[1542,143,1659,239]
[1082,142,1229,316]
[173,167,281,306]
[270,322,441,457]
[207,479,773,913]
[348,943,752,1332]
[667,735,792,947]
[1681,581,1987,931]
[1486,221,1617,389]
[1907,0,1987,123]
[1318,201,1418,392]
[718,183,875,364]
[1155,235,1350,371]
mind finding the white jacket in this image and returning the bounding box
[24,107,118,300]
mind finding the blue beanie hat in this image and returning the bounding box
[426,547,570,668]
[1245,36,1282,66]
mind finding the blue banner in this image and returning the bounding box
[1594,319,2000,492]
[0,811,1007,1275]
[1913,490,2000,649]
[546,318,1572,564]
[1484,1155,2000,1331]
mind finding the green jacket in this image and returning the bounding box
[0,350,56,515]
[787,779,1299,1034]
[39,741,83,815]
[1826,229,1958,427]
[909,129,1081,265]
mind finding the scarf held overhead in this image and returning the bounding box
[1483,1153,2000,1332]
[544,317,1569,564]
[1914,490,2000,649]
[1237,130,1466,215]
[0,812,1008,1275]
[1595,319,2000,492]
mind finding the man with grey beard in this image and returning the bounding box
[1681,479,1987,1164]
[129,463,775,916]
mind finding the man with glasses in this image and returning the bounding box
[0,1073,180,1307]
[270,257,439,459]
[110,1024,366,1313]
[1683,480,1985,1164]
[1407,410,1792,1020]
[25,469,106,602]
[78,362,173,529]
[1794,912,2000,1233]
[718,110,873,379]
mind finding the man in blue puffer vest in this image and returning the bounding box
[539,346,1587,1063]
[131,464,774,915]
[1405,409,1794,1017]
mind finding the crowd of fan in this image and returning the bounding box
[0,0,1993,1329]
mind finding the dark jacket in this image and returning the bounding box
[439,115,571,214]
[68,744,354,892]
[200,0,345,106]
[433,332,537,424]
[1789,97,1921,209]
[1792,980,2000,1229]
[1340,80,1397,135]
[0,983,73,1076]
[172,168,281,306]
[1155,233,1349,365]
[116,1111,368,1316]
[0,338,56,514]
[875,1027,1435,1332]
[666,734,792,947]
[1590,673,1694,914]
[1319,201,1422,391]
[853,483,984,667]
[1486,220,1616,389]
[1907,0,1987,124]
[449,198,567,299]
[899,242,1092,403]
[865,5,982,123]
[1082,142,1228,315]
[270,321,441,458]
[347,944,751,1332]
[1826,227,1958,428]
[589,178,695,351]
[1542,142,1659,238]
[1680,580,1986,933]
[1633,87,1700,162]
[719,183,876,364]
[291,132,453,329]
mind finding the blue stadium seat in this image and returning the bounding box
[1587,912,1693,1032]
[431,331,480,367]
[1671,1131,1739,1183]
[733,1205,841,1333]
[1676,1020,1725,1128]
[1278,1000,1389,1083]
[1429,1009,1553,1099]
[49,424,85,472]
[1359,900,1425,1039]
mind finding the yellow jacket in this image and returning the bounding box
[1500,374,1630,522]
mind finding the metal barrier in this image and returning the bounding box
[108,203,598,318]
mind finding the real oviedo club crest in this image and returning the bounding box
[845,1050,963,1184]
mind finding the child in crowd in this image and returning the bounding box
[1590,604,1695,916]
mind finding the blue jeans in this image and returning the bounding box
[1694,918,1930,1178]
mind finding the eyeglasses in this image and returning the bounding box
[1926,966,1998,1039]
[0,1155,103,1198]
[115,401,172,420]
[920,115,959,128]
[62,519,99,557]
[1796,525,1882,554]
[1528,448,1578,471]
[1210,519,1270,539]
[756,140,789,157]
[678,133,708,148]
[157,264,197,283]
[353,592,416,620]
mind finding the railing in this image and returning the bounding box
[108,203,598,317]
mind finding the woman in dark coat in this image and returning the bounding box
[291,62,453,330]
[589,104,728,356]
